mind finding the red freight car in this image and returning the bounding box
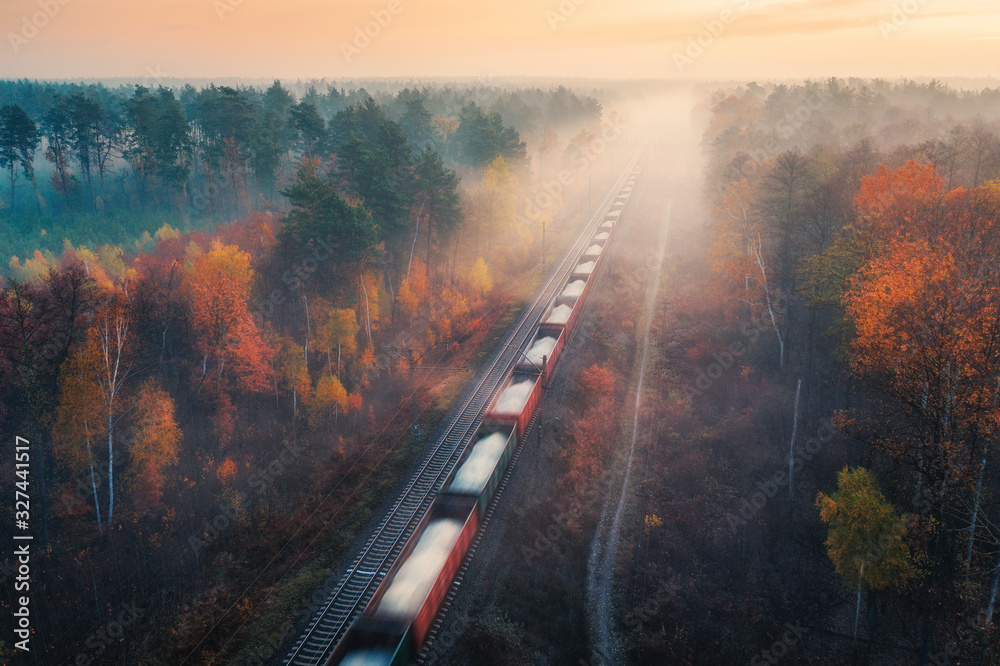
[484,370,542,438]
[583,239,606,259]
[559,274,592,306]
[601,208,621,234]
[440,425,518,519]
[516,324,565,383]
[570,255,598,280]
[541,295,582,338]
[363,495,479,651]
[582,239,607,273]
[598,218,617,239]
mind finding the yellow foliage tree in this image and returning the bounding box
[468,258,493,298]
[98,245,129,282]
[278,339,311,418]
[155,223,181,243]
[817,466,914,638]
[397,279,419,317]
[62,241,114,290]
[358,269,381,339]
[135,231,155,254]
[310,374,348,429]
[9,249,53,283]
[817,467,914,590]
[314,308,360,377]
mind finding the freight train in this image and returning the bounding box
[327,163,643,665]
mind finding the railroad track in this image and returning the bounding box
[415,154,646,665]
[284,149,646,666]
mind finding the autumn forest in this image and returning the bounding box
[6,73,1000,666]
[0,78,614,664]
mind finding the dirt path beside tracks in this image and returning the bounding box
[586,199,670,666]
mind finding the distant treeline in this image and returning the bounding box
[0,79,602,264]
[701,78,1000,191]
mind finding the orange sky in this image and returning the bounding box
[0,0,998,80]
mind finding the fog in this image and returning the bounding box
[6,1,1000,662]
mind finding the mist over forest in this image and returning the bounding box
[3,14,1000,665]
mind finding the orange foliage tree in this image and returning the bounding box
[580,364,616,395]
[185,242,273,444]
[804,160,952,309]
[843,169,1000,576]
[128,380,182,513]
[185,242,273,393]
[129,381,182,478]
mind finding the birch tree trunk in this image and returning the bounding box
[407,202,423,278]
[107,412,114,525]
[728,192,783,368]
[854,563,864,641]
[965,441,989,571]
[789,378,802,500]
[303,292,310,365]
[360,276,372,341]
[85,422,103,535]
[987,545,1000,622]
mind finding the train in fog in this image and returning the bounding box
[328,164,642,666]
